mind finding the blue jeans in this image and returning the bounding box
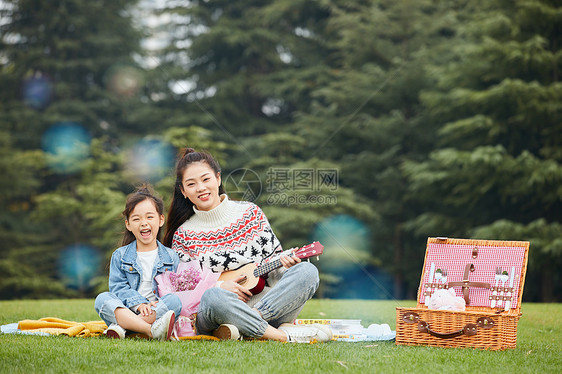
[94,292,182,326]
[195,262,319,338]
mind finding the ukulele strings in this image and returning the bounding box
[253,244,317,278]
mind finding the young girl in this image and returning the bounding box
[163,148,332,343]
[94,185,182,340]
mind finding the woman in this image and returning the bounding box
[163,148,332,343]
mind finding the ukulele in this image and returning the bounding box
[218,241,324,295]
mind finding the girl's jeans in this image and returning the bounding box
[94,292,182,326]
[195,262,319,338]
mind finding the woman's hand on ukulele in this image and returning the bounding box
[220,275,253,302]
[280,250,301,269]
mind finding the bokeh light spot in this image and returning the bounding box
[312,214,371,273]
[125,139,175,182]
[22,73,53,110]
[58,244,101,290]
[312,214,393,299]
[41,122,91,174]
[104,64,144,98]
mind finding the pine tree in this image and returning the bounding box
[404,0,562,301]
[281,0,466,298]
[0,0,147,298]
[0,0,145,143]
[153,0,333,139]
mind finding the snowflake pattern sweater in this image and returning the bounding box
[172,195,283,273]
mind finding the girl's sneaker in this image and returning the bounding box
[105,323,126,339]
[212,324,240,340]
[279,323,333,343]
[151,310,175,341]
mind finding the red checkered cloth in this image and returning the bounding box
[418,243,526,308]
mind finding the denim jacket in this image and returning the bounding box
[108,240,179,308]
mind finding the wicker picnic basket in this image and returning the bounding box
[396,237,529,350]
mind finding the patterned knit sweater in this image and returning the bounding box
[172,195,283,273]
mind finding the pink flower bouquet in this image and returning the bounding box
[155,261,220,337]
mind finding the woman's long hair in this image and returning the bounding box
[163,148,225,247]
[121,184,165,246]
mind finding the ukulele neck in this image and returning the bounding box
[254,258,283,278]
[251,242,323,278]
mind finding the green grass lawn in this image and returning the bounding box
[0,299,560,373]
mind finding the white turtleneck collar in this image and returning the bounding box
[190,194,237,228]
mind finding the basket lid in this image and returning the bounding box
[417,237,529,312]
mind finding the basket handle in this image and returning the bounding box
[417,321,478,339]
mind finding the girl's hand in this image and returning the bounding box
[137,301,157,317]
[220,275,253,303]
[280,250,301,269]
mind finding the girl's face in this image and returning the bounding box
[181,161,222,211]
[125,198,165,251]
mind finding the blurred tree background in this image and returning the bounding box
[0,0,560,301]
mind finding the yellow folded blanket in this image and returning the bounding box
[17,317,222,341]
[18,317,107,337]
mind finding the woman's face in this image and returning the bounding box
[180,161,222,211]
